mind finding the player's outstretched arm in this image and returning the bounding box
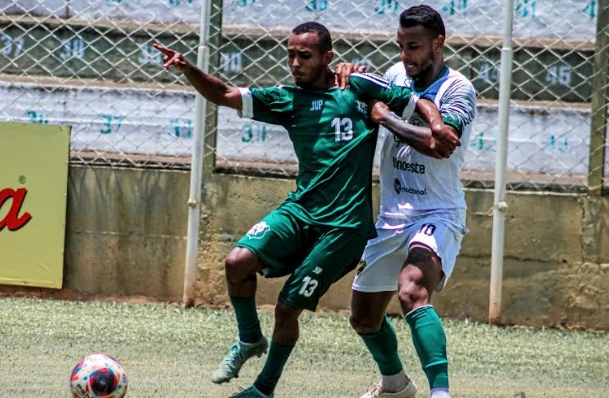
[154,44,243,111]
[370,100,453,159]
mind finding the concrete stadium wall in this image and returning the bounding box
[12,159,607,330]
[62,165,189,300]
[195,173,609,330]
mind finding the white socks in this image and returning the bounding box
[430,387,451,398]
[381,374,450,397]
[381,371,409,392]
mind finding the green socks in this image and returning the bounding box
[359,316,404,376]
[230,295,263,344]
[254,341,294,396]
[406,305,449,390]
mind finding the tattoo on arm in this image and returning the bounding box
[380,112,432,147]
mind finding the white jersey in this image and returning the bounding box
[377,62,476,223]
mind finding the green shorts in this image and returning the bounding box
[236,207,369,311]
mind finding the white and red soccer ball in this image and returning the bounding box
[70,354,128,398]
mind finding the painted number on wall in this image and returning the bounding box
[241,122,266,143]
[59,38,86,61]
[443,0,467,16]
[516,0,536,18]
[479,62,499,84]
[168,0,194,6]
[170,119,193,139]
[470,132,495,153]
[100,114,123,134]
[1,33,25,58]
[221,52,243,73]
[25,110,48,124]
[374,0,398,15]
[306,0,328,12]
[547,134,569,153]
[582,0,596,19]
[545,64,572,87]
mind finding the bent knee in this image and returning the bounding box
[349,312,384,334]
[397,288,425,312]
[225,248,260,281]
[397,274,430,312]
[275,302,302,322]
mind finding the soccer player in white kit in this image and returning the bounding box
[336,5,476,398]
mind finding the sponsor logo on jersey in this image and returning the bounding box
[392,157,425,174]
[393,178,427,196]
[310,99,324,111]
[355,100,367,115]
[246,221,271,239]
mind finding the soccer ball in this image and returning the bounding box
[70,353,128,398]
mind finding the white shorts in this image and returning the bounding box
[352,214,467,293]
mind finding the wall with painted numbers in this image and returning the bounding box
[2,81,607,177]
[0,0,599,39]
[0,17,595,103]
[1,0,605,189]
[0,82,195,157]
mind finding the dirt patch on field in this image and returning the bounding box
[0,285,165,305]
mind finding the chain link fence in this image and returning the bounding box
[1,0,608,190]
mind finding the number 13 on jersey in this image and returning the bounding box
[332,117,353,141]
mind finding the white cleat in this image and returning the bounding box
[359,379,417,398]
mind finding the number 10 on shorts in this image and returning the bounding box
[419,223,436,236]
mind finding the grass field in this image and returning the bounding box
[0,297,607,398]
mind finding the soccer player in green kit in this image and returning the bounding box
[154,21,458,398]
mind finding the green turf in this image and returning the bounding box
[0,297,607,398]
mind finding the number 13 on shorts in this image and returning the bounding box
[298,276,319,297]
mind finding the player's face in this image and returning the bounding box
[287,33,333,88]
[396,24,444,79]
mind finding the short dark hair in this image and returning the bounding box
[291,22,333,53]
[399,5,446,37]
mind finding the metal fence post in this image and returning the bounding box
[587,0,609,195]
[183,0,213,308]
[489,0,516,325]
[202,0,223,178]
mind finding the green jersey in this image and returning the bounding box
[238,73,417,237]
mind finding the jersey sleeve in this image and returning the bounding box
[348,72,418,113]
[238,86,292,125]
[438,78,477,137]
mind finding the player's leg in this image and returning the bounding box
[398,220,464,398]
[249,301,302,397]
[351,229,417,398]
[225,247,265,344]
[213,210,306,386]
[244,226,369,398]
[400,247,446,396]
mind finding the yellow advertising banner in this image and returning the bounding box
[0,122,71,288]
